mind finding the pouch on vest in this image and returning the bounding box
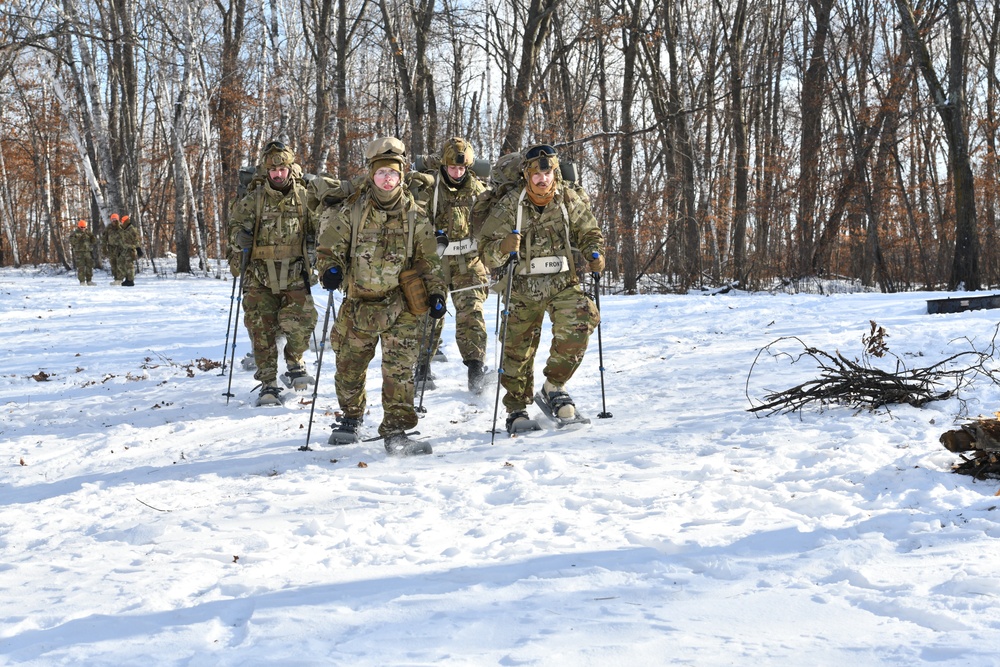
[399,267,430,316]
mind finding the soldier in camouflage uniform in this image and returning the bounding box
[315,136,446,455]
[477,144,605,433]
[102,213,123,284]
[117,215,140,286]
[69,219,96,285]
[409,137,490,393]
[228,141,318,406]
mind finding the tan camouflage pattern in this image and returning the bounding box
[69,227,96,283]
[411,171,489,363]
[477,183,604,413]
[116,222,140,281]
[242,286,316,385]
[228,177,318,385]
[329,295,424,436]
[315,184,445,437]
[101,221,122,280]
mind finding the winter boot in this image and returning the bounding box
[255,382,283,407]
[541,380,577,419]
[466,359,488,394]
[281,362,314,391]
[328,416,362,445]
[384,431,432,456]
[505,409,540,434]
[122,278,135,286]
[87,280,95,286]
[433,349,448,362]
[414,361,436,390]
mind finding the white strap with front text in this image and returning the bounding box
[519,255,569,275]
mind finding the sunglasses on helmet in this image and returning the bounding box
[524,144,556,160]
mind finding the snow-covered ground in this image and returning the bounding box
[2,265,1000,666]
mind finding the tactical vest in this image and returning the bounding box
[344,192,422,300]
[248,182,310,294]
[514,186,579,279]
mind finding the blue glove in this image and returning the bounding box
[428,293,446,319]
[321,267,343,290]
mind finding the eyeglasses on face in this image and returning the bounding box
[374,168,401,180]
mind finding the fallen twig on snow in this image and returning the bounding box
[746,322,1000,416]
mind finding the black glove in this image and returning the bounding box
[321,267,343,291]
[428,293,446,319]
[234,228,254,250]
[136,247,144,258]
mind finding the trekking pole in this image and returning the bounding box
[300,289,338,451]
[490,250,519,444]
[219,266,240,375]
[224,248,249,404]
[591,259,612,419]
[414,312,434,415]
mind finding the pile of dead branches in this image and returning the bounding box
[746,322,1000,416]
[940,418,1000,480]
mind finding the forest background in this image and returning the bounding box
[1,0,999,294]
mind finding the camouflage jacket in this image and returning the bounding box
[478,183,603,290]
[101,223,121,255]
[228,179,315,293]
[69,228,95,256]
[118,223,140,250]
[315,188,445,301]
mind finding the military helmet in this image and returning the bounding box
[522,144,559,174]
[440,137,474,167]
[365,137,407,183]
[365,136,407,169]
[259,140,296,169]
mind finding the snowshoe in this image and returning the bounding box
[328,416,362,445]
[280,363,314,391]
[466,360,491,395]
[506,409,542,435]
[383,432,432,456]
[432,349,448,362]
[534,384,590,427]
[121,278,135,286]
[240,352,257,371]
[255,383,284,407]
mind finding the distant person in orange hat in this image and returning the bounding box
[68,219,96,285]
[117,214,140,286]
[102,213,124,284]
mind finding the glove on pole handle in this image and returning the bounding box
[225,248,250,404]
[300,289,338,451]
[591,255,612,419]
[490,248,519,444]
[219,263,240,375]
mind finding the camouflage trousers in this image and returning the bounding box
[242,286,317,384]
[74,256,94,283]
[330,290,422,437]
[499,280,600,413]
[428,258,489,363]
[112,249,137,281]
